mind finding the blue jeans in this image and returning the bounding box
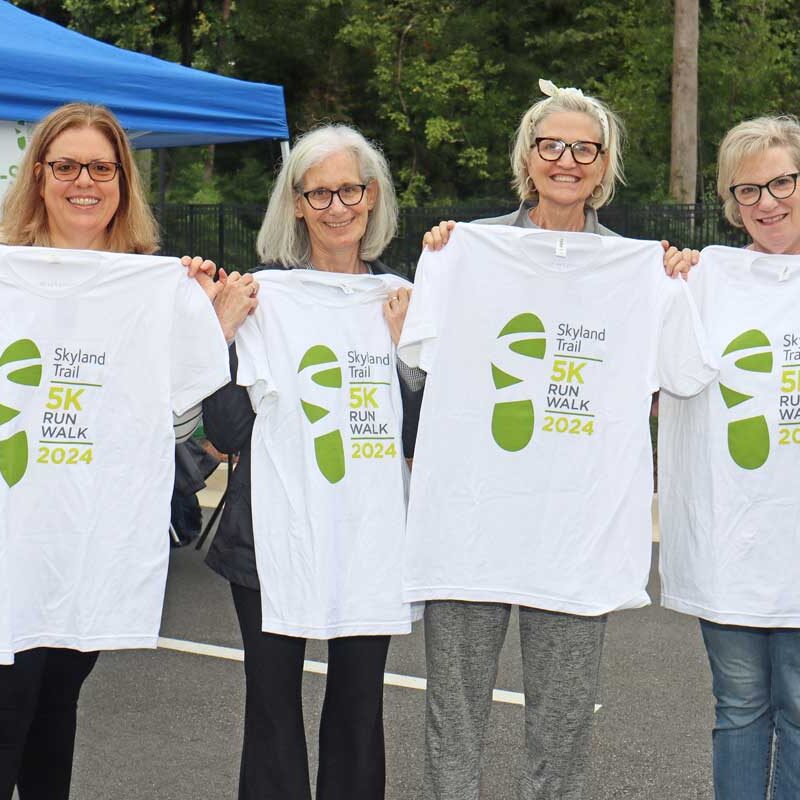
[700,620,800,800]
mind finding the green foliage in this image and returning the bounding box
[12,0,800,208]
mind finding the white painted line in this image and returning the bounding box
[157,637,601,712]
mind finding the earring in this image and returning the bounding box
[525,175,536,193]
[591,185,603,199]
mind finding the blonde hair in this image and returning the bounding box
[257,124,397,266]
[1,103,159,253]
[717,115,800,228]
[510,88,625,209]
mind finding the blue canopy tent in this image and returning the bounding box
[0,0,289,148]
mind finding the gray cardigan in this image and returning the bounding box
[472,201,618,237]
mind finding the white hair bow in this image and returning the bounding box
[539,78,584,98]
[537,78,609,143]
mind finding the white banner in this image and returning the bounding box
[0,121,33,214]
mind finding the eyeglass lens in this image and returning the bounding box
[536,139,600,164]
[304,184,366,210]
[732,174,798,206]
[49,160,119,182]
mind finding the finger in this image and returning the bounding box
[184,255,204,277]
[663,246,678,276]
[422,232,434,249]
[691,249,700,265]
[199,259,216,277]
[660,240,670,252]
[439,220,455,244]
[217,267,229,285]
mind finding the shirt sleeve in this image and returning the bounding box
[656,273,719,397]
[397,245,454,372]
[170,276,231,416]
[234,307,275,412]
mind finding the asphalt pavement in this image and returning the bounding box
[60,505,714,800]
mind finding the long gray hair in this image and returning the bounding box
[257,124,398,265]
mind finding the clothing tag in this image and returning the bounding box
[555,237,568,258]
[779,264,791,282]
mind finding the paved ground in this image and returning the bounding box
[58,495,714,800]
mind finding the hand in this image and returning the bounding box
[383,287,412,346]
[181,255,219,300]
[213,269,259,343]
[422,220,456,251]
[661,241,699,279]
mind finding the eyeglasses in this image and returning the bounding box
[729,173,799,206]
[533,138,604,165]
[45,159,122,182]
[302,184,367,210]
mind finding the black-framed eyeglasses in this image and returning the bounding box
[533,137,604,165]
[729,173,799,206]
[302,184,367,210]
[45,159,121,182]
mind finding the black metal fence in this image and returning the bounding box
[157,201,749,277]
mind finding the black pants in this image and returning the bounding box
[0,647,99,800]
[231,583,390,800]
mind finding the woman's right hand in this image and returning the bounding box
[422,220,457,251]
[213,269,259,343]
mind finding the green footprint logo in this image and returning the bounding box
[491,313,546,451]
[298,344,345,484]
[719,329,772,470]
[0,338,42,487]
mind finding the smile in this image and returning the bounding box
[757,212,788,225]
[551,175,580,183]
[68,197,100,207]
[324,219,353,228]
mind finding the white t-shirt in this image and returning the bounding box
[0,245,230,663]
[659,245,800,626]
[235,268,420,638]
[398,224,717,615]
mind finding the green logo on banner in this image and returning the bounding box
[298,344,345,483]
[719,328,772,470]
[0,338,42,487]
[491,313,546,452]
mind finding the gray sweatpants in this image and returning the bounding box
[423,600,607,800]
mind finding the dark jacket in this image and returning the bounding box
[203,260,422,589]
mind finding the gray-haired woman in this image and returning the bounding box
[202,124,420,800]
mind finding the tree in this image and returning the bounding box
[669,0,698,202]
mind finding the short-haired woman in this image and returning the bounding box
[417,80,699,800]
[660,115,800,800]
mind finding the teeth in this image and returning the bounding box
[759,214,787,224]
[68,198,99,206]
[326,220,351,228]
[552,175,579,183]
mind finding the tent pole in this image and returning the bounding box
[280,140,290,161]
[158,148,166,217]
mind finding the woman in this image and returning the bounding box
[202,124,419,800]
[417,79,699,800]
[0,101,255,800]
[659,116,800,799]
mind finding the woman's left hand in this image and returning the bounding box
[661,241,699,279]
[181,255,220,300]
[383,287,412,346]
[213,269,259,343]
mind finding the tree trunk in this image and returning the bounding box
[669,0,699,203]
